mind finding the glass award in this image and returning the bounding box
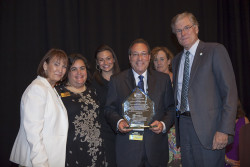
[122,87,155,129]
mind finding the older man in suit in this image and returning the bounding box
[171,12,238,166]
[105,38,175,167]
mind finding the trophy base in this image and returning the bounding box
[124,125,157,129]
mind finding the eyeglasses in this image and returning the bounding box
[130,52,149,57]
[175,25,195,34]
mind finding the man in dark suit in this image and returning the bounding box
[171,12,238,166]
[105,38,175,167]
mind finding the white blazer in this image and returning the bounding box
[10,76,68,167]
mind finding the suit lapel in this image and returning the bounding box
[38,76,67,113]
[189,41,205,87]
[173,52,183,101]
[125,69,157,96]
[125,69,136,93]
[147,70,155,97]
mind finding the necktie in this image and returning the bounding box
[138,75,144,91]
[180,51,190,113]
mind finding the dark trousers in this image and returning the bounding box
[179,115,225,167]
[116,141,166,167]
[116,131,167,167]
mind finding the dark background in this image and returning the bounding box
[0,0,249,166]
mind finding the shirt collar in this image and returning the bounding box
[184,39,200,56]
[132,69,147,79]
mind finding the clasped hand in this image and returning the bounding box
[118,120,163,134]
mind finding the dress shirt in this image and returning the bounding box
[132,69,148,93]
[177,39,200,111]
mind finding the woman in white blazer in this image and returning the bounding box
[10,49,69,167]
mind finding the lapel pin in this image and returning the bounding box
[200,52,203,56]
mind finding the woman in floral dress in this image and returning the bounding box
[57,54,107,167]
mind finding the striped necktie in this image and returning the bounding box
[180,51,190,113]
[138,75,144,91]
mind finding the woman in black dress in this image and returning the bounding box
[57,54,107,167]
[91,45,120,167]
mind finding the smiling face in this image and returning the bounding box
[153,50,171,73]
[129,43,150,75]
[96,50,115,73]
[175,16,199,50]
[67,59,87,88]
[43,57,67,87]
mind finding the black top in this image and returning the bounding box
[91,76,117,167]
[56,85,107,167]
[91,76,109,108]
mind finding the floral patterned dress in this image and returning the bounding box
[56,85,107,167]
[168,125,182,167]
[167,82,182,167]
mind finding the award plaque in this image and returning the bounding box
[122,87,155,129]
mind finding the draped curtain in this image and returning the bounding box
[0,0,249,166]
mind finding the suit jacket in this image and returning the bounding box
[10,76,68,167]
[172,41,237,149]
[105,69,175,166]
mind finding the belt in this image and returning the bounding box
[178,111,191,117]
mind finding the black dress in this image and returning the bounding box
[91,76,117,167]
[56,85,107,167]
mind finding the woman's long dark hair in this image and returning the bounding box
[93,44,120,85]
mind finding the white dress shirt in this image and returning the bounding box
[177,39,200,111]
[132,69,148,92]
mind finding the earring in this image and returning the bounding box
[96,64,101,72]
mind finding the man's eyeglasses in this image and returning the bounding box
[130,52,149,57]
[175,25,195,34]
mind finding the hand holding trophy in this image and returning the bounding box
[122,87,156,129]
